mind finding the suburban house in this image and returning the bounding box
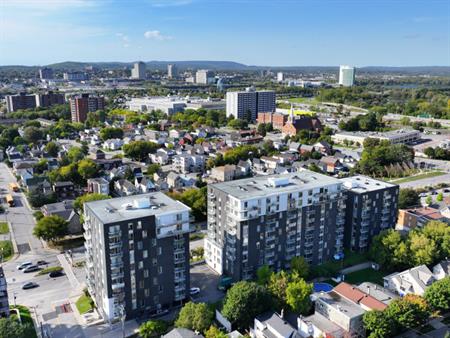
[53,181,76,199]
[41,200,81,234]
[383,265,435,296]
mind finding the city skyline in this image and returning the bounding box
[1,0,449,66]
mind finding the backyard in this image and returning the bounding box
[76,290,95,314]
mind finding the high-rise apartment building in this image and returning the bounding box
[167,64,177,79]
[63,72,88,81]
[339,65,355,87]
[69,93,105,123]
[84,193,191,321]
[341,176,398,251]
[195,69,215,84]
[205,171,347,281]
[6,93,36,112]
[131,61,146,80]
[35,91,65,108]
[277,72,284,82]
[226,88,276,121]
[39,67,54,80]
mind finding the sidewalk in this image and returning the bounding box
[340,261,373,274]
[57,253,82,289]
[83,319,139,338]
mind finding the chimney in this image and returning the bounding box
[367,285,370,296]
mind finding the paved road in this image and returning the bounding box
[398,173,450,189]
[0,163,43,254]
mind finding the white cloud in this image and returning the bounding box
[144,30,173,41]
[2,0,99,10]
[149,0,192,8]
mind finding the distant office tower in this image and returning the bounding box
[167,64,177,79]
[277,72,284,82]
[39,67,54,80]
[205,171,347,280]
[0,267,10,318]
[63,72,88,81]
[69,93,105,123]
[5,92,36,112]
[341,176,398,251]
[35,91,65,108]
[226,87,276,121]
[196,69,215,84]
[339,65,355,87]
[131,61,146,80]
[84,193,191,320]
[217,77,225,92]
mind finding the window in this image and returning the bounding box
[128,223,133,230]
[176,224,182,231]
[144,269,149,278]
[159,285,163,293]
[144,289,149,297]
[142,230,147,238]
[137,221,142,229]
[137,241,143,250]
[139,280,144,288]
[153,277,158,286]
[152,239,156,247]
[138,261,143,269]
[143,250,148,258]
[157,247,162,255]
[158,266,163,274]
[152,258,157,266]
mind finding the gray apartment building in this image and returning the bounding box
[205,171,347,281]
[0,267,9,318]
[226,87,276,121]
[36,91,65,108]
[341,176,398,252]
[6,92,36,112]
[84,193,191,321]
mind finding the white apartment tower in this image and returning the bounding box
[167,64,177,79]
[339,65,355,87]
[226,87,276,121]
[196,69,215,84]
[131,61,146,80]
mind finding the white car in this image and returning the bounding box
[190,287,200,296]
[17,262,32,270]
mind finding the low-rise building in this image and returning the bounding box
[332,129,420,146]
[384,265,435,296]
[87,177,110,195]
[397,207,447,231]
[172,154,205,174]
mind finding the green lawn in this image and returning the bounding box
[288,97,318,104]
[310,249,369,279]
[190,232,205,241]
[10,305,37,338]
[343,268,385,285]
[0,222,9,234]
[390,171,446,184]
[76,293,94,314]
[0,240,13,262]
[36,266,63,276]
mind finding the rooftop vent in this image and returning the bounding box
[268,177,289,188]
[105,207,114,213]
[133,198,151,209]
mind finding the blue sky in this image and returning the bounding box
[0,0,449,66]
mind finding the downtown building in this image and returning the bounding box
[69,93,105,123]
[35,91,65,108]
[167,64,177,79]
[131,61,146,80]
[84,193,191,321]
[339,65,355,87]
[6,92,36,112]
[226,87,276,122]
[205,171,347,280]
[341,176,398,251]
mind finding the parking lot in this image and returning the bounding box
[190,263,224,304]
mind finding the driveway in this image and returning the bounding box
[190,263,224,304]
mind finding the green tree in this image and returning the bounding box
[285,278,313,314]
[123,141,159,161]
[67,146,86,162]
[175,302,213,334]
[290,256,309,279]
[0,317,31,338]
[256,265,273,286]
[99,127,124,141]
[23,126,43,143]
[386,295,430,330]
[424,277,450,312]
[425,195,433,205]
[33,215,68,242]
[167,187,206,222]
[44,141,60,157]
[74,193,111,213]
[138,320,168,338]
[408,232,437,266]
[78,159,98,180]
[369,230,407,271]
[398,188,420,209]
[422,221,450,261]
[227,118,248,130]
[268,270,290,311]
[205,325,228,338]
[147,163,161,176]
[363,310,396,338]
[436,192,444,202]
[222,281,272,331]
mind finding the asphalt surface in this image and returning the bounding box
[398,173,450,189]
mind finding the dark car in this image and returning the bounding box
[37,260,48,266]
[49,270,64,278]
[23,265,40,273]
[22,282,39,290]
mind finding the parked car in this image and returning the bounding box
[23,265,40,273]
[37,260,48,266]
[17,262,32,270]
[22,282,39,290]
[189,287,200,296]
[49,270,64,278]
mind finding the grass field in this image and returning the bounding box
[76,293,94,314]
[0,222,9,234]
[390,171,446,184]
[343,268,385,285]
[0,240,13,262]
[11,305,37,338]
[288,97,317,104]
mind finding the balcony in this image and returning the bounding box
[112,282,125,290]
[111,260,123,268]
[108,231,121,238]
[109,242,122,250]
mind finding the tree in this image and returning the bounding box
[408,232,437,266]
[222,281,272,330]
[167,187,207,222]
[424,277,450,312]
[421,221,450,261]
[425,195,433,206]
[386,295,430,330]
[363,310,396,338]
[175,302,213,334]
[369,230,407,271]
[23,126,43,143]
[398,188,420,209]
[285,278,313,314]
[436,192,444,202]
[27,190,56,208]
[44,141,59,157]
[77,159,98,180]
[147,163,161,176]
[290,256,309,279]
[33,215,68,242]
[0,317,31,338]
[74,193,111,213]
[123,141,159,162]
[67,146,85,162]
[256,265,272,286]
[227,118,248,130]
[138,320,168,338]
[99,127,124,141]
[205,326,228,338]
[268,271,290,311]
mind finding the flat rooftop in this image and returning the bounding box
[211,171,341,200]
[341,175,396,193]
[85,192,190,223]
[319,291,366,318]
[335,129,420,140]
